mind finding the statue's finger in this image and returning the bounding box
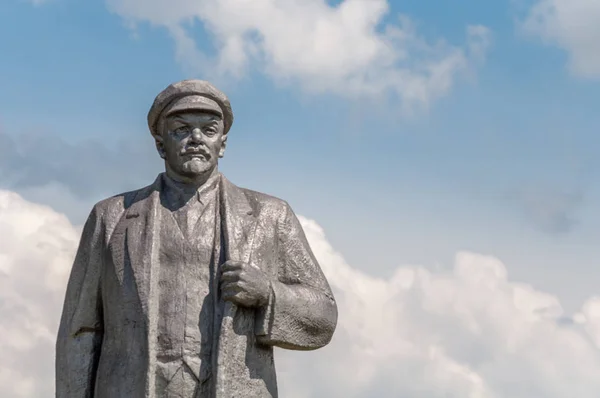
[221,281,245,293]
[221,261,244,272]
[220,270,241,283]
[222,292,238,302]
[223,291,250,305]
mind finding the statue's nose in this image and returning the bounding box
[191,127,202,142]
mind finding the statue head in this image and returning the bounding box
[147,80,234,183]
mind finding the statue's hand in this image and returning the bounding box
[220,261,271,308]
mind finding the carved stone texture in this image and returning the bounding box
[56,80,338,398]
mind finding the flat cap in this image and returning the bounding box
[147,79,234,138]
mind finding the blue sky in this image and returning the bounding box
[2,0,600,310]
[2,0,600,396]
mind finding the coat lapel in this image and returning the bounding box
[219,174,258,264]
[123,175,162,320]
[214,174,260,397]
[122,175,163,397]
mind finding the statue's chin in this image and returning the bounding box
[181,159,213,176]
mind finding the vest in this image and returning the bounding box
[154,181,220,397]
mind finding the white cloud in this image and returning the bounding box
[106,0,490,113]
[276,217,600,397]
[2,191,600,397]
[0,191,79,397]
[522,0,600,78]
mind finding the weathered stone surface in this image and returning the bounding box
[56,80,338,397]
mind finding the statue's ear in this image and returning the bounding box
[219,134,228,158]
[155,135,166,159]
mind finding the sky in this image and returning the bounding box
[1,0,600,396]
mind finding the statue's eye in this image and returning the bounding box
[204,124,220,135]
[172,126,190,135]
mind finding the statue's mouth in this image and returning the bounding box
[183,150,209,160]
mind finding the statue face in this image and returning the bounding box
[158,111,226,181]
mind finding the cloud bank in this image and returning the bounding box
[2,191,600,397]
[523,0,600,78]
[0,191,79,397]
[106,0,490,113]
[0,131,160,224]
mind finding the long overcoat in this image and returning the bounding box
[55,174,338,397]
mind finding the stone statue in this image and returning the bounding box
[55,80,338,397]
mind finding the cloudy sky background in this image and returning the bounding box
[1,0,600,396]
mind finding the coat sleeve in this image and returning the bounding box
[56,205,105,397]
[255,202,338,350]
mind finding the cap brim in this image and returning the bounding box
[165,95,223,118]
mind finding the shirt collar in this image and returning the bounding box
[161,171,220,206]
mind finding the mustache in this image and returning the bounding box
[182,147,210,157]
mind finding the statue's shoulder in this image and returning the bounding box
[236,185,290,214]
[222,176,286,208]
[91,182,156,221]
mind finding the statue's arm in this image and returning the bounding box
[56,206,105,397]
[255,202,338,350]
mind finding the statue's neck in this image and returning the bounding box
[164,166,219,192]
